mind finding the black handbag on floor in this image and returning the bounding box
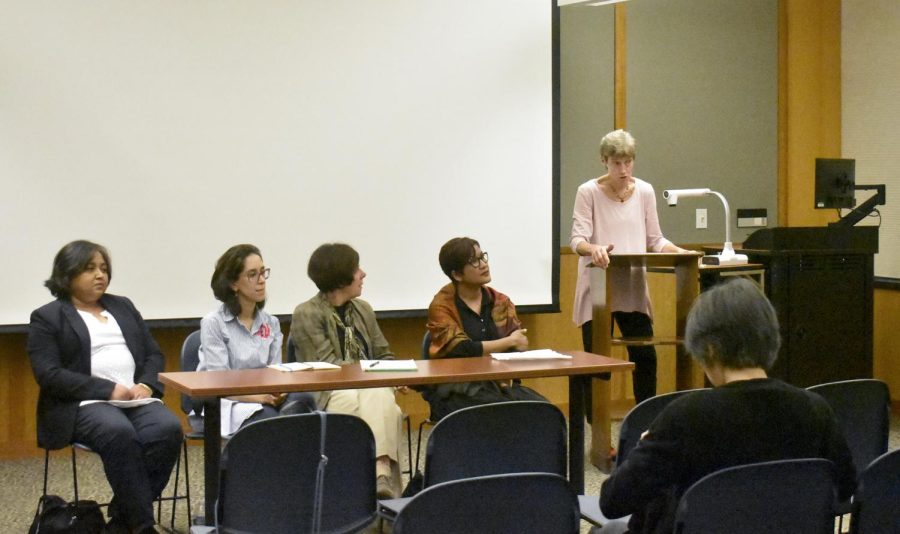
[29,495,106,534]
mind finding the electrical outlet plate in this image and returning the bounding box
[696,208,708,229]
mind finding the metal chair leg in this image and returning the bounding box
[70,446,80,503]
[42,449,51,498]
[404,415,413,475]
[181,439,192,528]
[414,419,433,474]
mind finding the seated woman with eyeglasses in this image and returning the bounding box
[424,237,548,422]
[28,240,183,534]
[197,244,315,436]
[290,243,405,499]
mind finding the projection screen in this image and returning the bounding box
[0,1,559,327]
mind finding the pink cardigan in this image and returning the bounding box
[569,177,672,326]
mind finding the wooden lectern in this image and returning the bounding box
[588,252,703,470]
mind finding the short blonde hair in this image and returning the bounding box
[599,129,636,160]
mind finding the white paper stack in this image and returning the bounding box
[491,349,572,361]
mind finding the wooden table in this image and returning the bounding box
[160,351,634,522]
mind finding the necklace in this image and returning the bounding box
[609,181,633,202]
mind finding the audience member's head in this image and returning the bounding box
[307,243,360,293]
[685,277,780,372]
[45,240,112,299]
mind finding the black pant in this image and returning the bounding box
[426,382,548,423]
[73,402,183,531]
[582,312,657,410]
[241,391,317,428]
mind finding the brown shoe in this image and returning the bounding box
[376,474,396,499]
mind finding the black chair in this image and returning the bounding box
[673,458,838,534]
[379,400,566,521]
[850,448,900,534]
[41,440,189,531]
[579,388,704,528]
[413,332,435,474]
[615,388,704,468]
[423,400,566,485]
[392,472,579,534]
[174,329,204,527]
[40,444,110,511]
[287,335,414,477]
[807,379,890,531]
[215,412,376,534]
[807,379,890,478]
[180,330,204,436]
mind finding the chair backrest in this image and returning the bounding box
[179,330,203,416]
[423,400,567,487]
[392,472,579,534]
[851,448,900,534]
[218,412,376,534]
[807,379,890,477]
[617,389,704,468]
[286,336,297,363]
[420,331,431,360]
[674,458,837,534]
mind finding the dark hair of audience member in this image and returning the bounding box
[684,277,781,371]
[307,243,360,293]
[44,240,112,299]
[211,244,266,316]
[438,237,481,282]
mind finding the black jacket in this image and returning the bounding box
[27,294,165,449]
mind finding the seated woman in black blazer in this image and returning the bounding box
[27,240,183,534]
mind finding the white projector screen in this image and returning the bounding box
[0,1,559,327]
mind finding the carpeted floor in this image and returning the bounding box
[3,414,898,534]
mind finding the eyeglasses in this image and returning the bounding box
[467,252,489,268]
[244,267,271,282]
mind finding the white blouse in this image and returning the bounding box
[77,310,159,408]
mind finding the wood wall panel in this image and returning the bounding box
[874,288,900,407]
[779,0,843,227]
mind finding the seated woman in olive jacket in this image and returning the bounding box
[291,243,405,499]
[28,240,182,534]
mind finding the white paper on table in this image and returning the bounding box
[360,359,418,371]
[268,361,340,371]
[491,349,572,361]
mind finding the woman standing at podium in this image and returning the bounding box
[570,129,687,406]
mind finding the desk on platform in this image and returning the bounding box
[159,351,634,523]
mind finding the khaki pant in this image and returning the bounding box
[325,387,402,461]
